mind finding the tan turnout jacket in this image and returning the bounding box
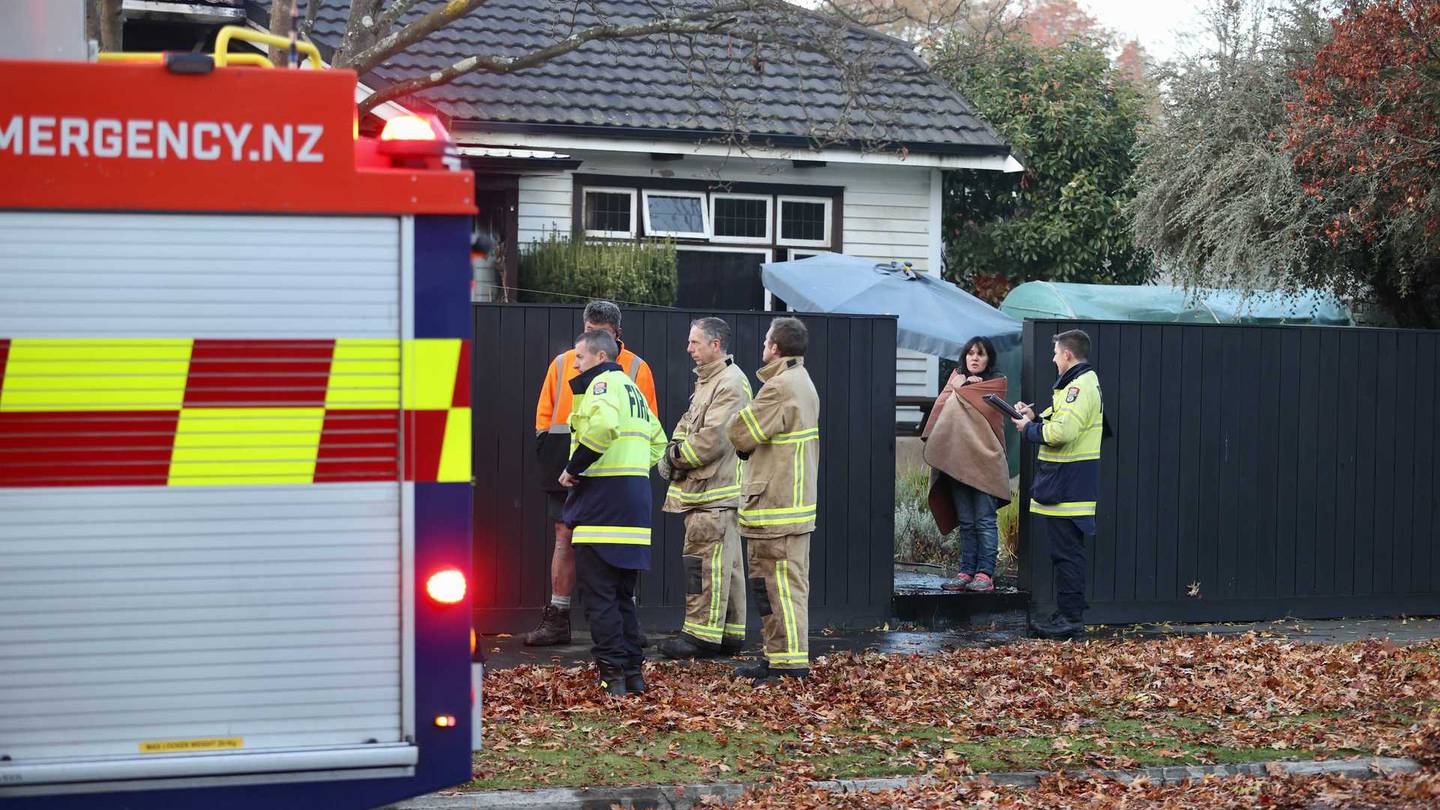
[727,356,820,537]
[664,356,752,512]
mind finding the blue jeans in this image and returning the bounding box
[950,480,998,576]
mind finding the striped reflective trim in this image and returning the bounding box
[583,466,651,477]
[739,407,768,443]
[1030,499,1097,517]
[679,439,702,466]
[766,651,809,662]
[578,434,609,453]
[0,338,469,487]
[1037,449,1101,462]
[772,428,818,443]
[776,560,800,655]
[626,356,641,380]
[683,621,724,642]
[572,525,652,545]
[547,424,571,434]
[667,484,741,503]
[724,623,746,636]
[709,542,724,627]
[550,354,566,414]
[792,444,802,507]
[616,430,652,439]
[739,514,817,528]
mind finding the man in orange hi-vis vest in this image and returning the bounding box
[527,301,658,646]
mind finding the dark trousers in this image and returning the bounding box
[1046,516,1092,621]
[574,545,643,674]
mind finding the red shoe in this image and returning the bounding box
[967,573,994,592]
[941,573,974,592]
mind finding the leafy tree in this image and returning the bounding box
[930,25,1152,298]
[1287,0,1440,327]
[1130,0,1439,328]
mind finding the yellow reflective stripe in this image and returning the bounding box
[776,560,799,655]
[709,542,723,627]
[740,504,817,517]
[1037,449,1101,462]
[683,621,724,641]
[724,623,746,635]
[403,339,461,410]
[578,435,609,453]
[739,407,768,443]
[572,525,652,545]
[437,407,471,483]
[582,467,651,477]
[667,484,741,503]
[766,652,809,662]
[680,439,702,466]
[0,338,193,412]
[773,428,818,442]
[1030,500,1097,517]
[327,338,400,409]
[169,407,324,486]
[740,515,816,528]
[617,430,652,439]
[792,444,802,507]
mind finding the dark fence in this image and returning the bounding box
[471,304,898,633]
[1020,319,1440,623]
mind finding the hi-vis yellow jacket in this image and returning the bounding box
[562,362,667,570]
[664,356,752,513]
[1022,363,1103,519]
[726,357,820,537]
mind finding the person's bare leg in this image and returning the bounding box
[523,522,575,646]
[552,522,575,598]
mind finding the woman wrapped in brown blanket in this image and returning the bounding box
[919,336,1010,592]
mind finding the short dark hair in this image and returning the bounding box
[576,329,618,360]
[959,336,998,375]
[583,300,622,329]
[691,317,731,352]
[1054,329,1090,360]
[767,317,808,357]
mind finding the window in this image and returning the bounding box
[641,190,709,238]
[710,193,772,244]
[777,196,832,247]
[582,188,636,238]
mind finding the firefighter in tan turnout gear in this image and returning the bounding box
[655,318,753,659]
[726,317,820,683]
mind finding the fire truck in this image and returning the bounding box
[0,26,478,810]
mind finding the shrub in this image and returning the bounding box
[895,465,1020,581]
[518,230,676,307]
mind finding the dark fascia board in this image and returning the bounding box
[468,156,584,173]
[452,119,1012,159]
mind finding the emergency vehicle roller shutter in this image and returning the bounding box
[0,212,413,781]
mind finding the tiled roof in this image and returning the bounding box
[298,1,1007,156]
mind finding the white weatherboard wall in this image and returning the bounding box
[512,150,942,397]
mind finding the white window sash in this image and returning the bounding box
[582,187,637,239]
[709,192,772,245]
[641,189,710,239]
[776,195,832,248]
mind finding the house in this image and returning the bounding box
[128,1,1019,399]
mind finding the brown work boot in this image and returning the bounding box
[522,604,571,646]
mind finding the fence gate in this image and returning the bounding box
[471,304,897,633]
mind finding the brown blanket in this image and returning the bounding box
[920,373,1011,535]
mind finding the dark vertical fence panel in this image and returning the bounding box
[1022,319,1440,623]
[471,304,897,632]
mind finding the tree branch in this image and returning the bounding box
[299,0,324,40]
[334,0,385,67]
[354,4,758,114]
[268,1,293,66]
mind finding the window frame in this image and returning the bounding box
[708,192,773,245]
[581,186,637,240]
[776,195,833,248]
[640,189,711,239]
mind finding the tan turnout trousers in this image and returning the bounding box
[747,532,810,669]
[681,509,747,646]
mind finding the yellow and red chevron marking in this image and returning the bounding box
[0,338,471,488]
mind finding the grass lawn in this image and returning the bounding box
[469,635,1440,791]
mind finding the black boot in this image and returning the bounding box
[597,661,627,696]
[733,659,769,681]
[657,634,720,660]
[523,604,571,647]
[720,636,744,656]
[1033,614,1085,641]
[1027,610,1061,636]
[624,668,646,695]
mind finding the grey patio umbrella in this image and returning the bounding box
[760,254,1021,358]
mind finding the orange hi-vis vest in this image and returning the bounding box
[534,341,657,434]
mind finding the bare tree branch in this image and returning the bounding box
[355,4,762,114]
[372,0,425,43]
[335,0,385,66]
[299,0,325,40]
[268,1,293,66]
[94,0,124,51]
